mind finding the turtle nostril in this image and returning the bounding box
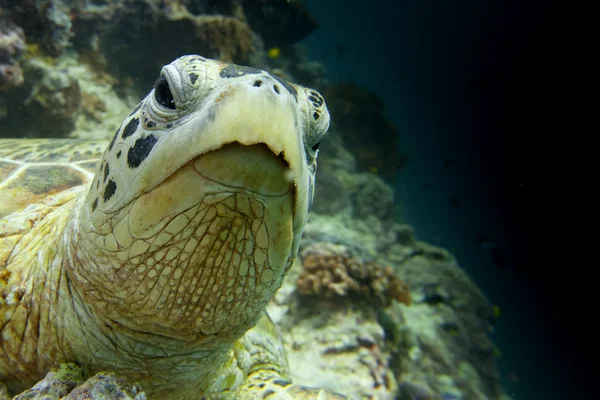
[254,80,263,87]
[273,85,280,94]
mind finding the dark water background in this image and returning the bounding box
[302,0,586,398]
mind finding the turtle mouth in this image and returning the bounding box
[192,142,293,196]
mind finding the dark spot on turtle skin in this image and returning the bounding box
[309,91,324,106]
[121,118,140,139]
[220,64,262,78]
[313,111,320,120]
[193,56,206,62]
[0,269,11,285]
[116,150,121,158]
[166,123,173,129]
[189,72,199,84]
[272,379,291,387]
[103,179,117,202]
[257,383,265,389]
[108,127,119,151]
[129,102,143,116]
[103,162,110,182]
[267,72,297,100]
[147,121,156,128]
[127,134,158,168]
[263,389,275,396]
[92,197,98,212]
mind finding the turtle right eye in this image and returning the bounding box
[154,75,176,110]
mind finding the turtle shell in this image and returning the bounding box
[0,139,106,219]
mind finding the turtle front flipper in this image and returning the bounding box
[207,314,347,400]
[237,371,347,400]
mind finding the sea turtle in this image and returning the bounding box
[0,55,343,399]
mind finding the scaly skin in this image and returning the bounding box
[0,55,344,399]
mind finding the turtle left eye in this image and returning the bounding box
[154,75,176,110]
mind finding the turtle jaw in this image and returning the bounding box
[192,142,293,196]
[108,144,296,342]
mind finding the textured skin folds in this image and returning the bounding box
[1,55,341,399]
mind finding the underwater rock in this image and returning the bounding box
[243,0,319,47]
[0,0,330,140]
[322,83,407,182]
[64,372,146,400]
[11,363,83,399]
[293,133,509,399]
[312,169,351,215]
[69,0,258,87]
[311,135,395,220]
[263,44,330,90]
[384,237,505,399]
[9,363,147,400]
[352,172,395,220]
[5,0,73,57]
[0,52,134,139]
[271,229,509,399]
[26,63,81,121]
[269,258,399,400]
[0,15,25,91]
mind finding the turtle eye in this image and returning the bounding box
[154,75,176,110]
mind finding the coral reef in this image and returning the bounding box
[270,227,507,399]
[0,15,25,91]
[192,15,255,62]
[272,296,398,399]
[8,0,73,57]
[1,0,322,138]
[297,241,411,307]
[8,363,146,400]
[26,62,81,121]
[267,125,508,399]
[1,53,133,138]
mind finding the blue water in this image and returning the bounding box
[302,0,583,398]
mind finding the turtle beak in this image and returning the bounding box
[192,142,292,196]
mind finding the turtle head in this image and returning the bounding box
[71,55,329,346]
